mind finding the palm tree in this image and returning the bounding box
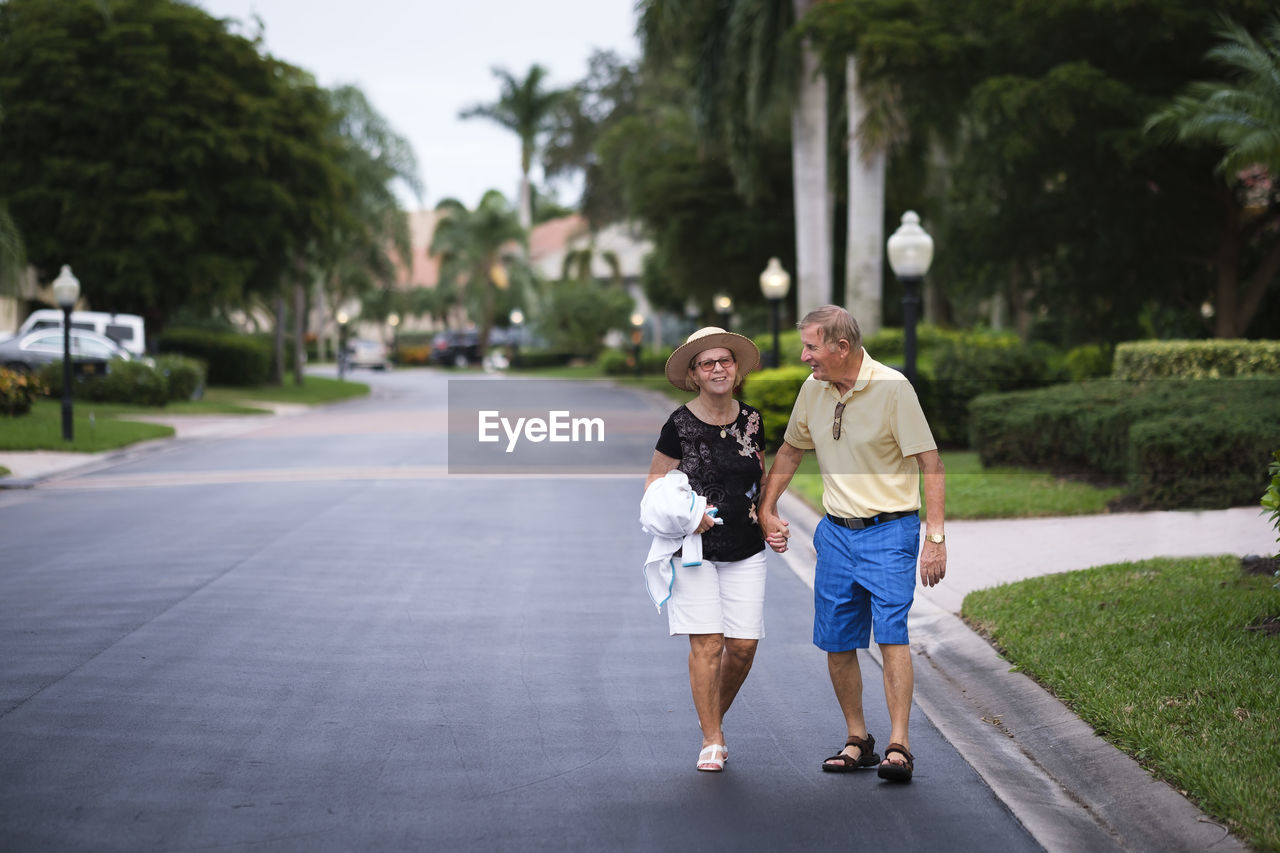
[430,190,529,353]
[843,56,889,336]
[639,0,891,324]
[1147,16,1280,336]
[460,66,564,230]
[313,85,424,377]
[562,245,622,286]
[0,201,26,300]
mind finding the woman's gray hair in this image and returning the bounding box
[799,305,862,352]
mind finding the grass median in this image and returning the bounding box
[964,556,1280,852]
[0,376,368,453]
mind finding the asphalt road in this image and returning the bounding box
[0,369,1039,852]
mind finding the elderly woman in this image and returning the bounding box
[644,327,767,772]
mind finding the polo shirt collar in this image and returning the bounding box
[824,348,873,401]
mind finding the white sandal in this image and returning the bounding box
[697,744,727,772]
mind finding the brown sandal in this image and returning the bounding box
[877,743,914,782]
[821,733,880,772]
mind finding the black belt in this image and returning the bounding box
[825,509,918,530]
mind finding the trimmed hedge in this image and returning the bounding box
[599,346,675,377]
[1113,339,1280,380]
[927,336,1067,446]
[970,378,1280,509]
[741,366,810,450]
[39,358,169,406]
[154,355,206,401]
[1129,413,1279,510]
[156,328,270,386]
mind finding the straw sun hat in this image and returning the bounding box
[665,326,761,392]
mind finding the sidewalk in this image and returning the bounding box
[777,491,1265,853]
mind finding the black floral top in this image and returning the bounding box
[655,402,766,563]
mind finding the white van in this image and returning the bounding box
[14,309,147,357]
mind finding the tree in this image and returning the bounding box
[805,0,1278,344]
[429,191,529,353]
[542,50,642,230]
[640,0,833,319]
[592,59,796,318]
[308,84,423,382]
[0,0,347,336]
[1147,16,1280,337]
[0,201,25,300]
[459,65,564,230]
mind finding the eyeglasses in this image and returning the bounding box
[833,401,845,440]
[694,356,735,372]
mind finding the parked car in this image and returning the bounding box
[344,338,390,370]
[9,309,147,357]
[0,327,134,376]
[431,330,482,367]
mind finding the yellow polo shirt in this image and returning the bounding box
[782,349,937,518]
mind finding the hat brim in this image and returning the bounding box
[665,331,762,392]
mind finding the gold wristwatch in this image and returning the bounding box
[925,532,945,544]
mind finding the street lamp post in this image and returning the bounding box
[714,294,733,332]
[758,258,791,368]
[509,308,524,368]
[387,312,400,367]
[336,311,349,382]
[630,312,645,378]
[51,265,80,442]
[886,211,934,386]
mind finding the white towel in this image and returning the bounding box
[639,470,708,612]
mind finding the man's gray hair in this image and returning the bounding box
[799,305,862,352]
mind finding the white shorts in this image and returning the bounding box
[667,550,767,639]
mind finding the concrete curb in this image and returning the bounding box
[775,491,1246,853]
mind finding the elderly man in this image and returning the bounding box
[759,305,946,783]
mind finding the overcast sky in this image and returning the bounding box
[194,0,641,212]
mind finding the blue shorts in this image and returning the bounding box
[812,514,920,651]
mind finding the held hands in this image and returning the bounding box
[919,540,947,587]
[761,511,791,553]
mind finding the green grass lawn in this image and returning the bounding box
[0,376,368,453]
[963,556,1280,852]
[773,449,1122,519]
[0,400,175,451]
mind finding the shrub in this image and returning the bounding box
[38,358,170,406]
[971,377,1280,509]
[156,328,270,386]
[1064,343,1113,380]
[86,360,169,406]
[1262,451,1280,557]
[0,366,43,416]
[599,346,674,377]
[598,349,627,375]
[397,344,433,366]
[929,334,1067,447]
[154,355,206,401]
[534,281,634,358]
[511,349,576,369]
[1113,339,1280,380]
[741,366,810,450]
[1129,413,1280,509]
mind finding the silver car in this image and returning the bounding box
[0,327,133,375]
[345,338,390,370]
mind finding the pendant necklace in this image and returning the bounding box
[718,406,737,438]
